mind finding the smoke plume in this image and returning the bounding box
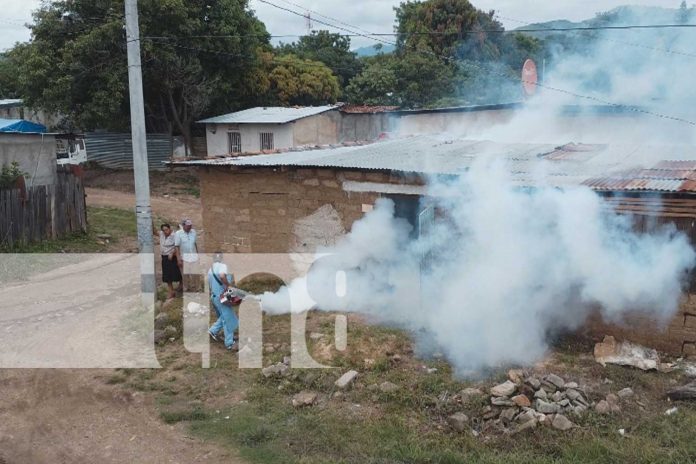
[262,5,696,372]
[262,159,695,372]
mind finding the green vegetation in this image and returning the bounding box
[115,302,696,464]
[0,161,28,188]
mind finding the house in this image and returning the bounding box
[0,99,61,130]
[175,134,696,357]
[199,105,343,157]
[0,119,57,186]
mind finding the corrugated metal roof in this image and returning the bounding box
[198,105,339,124]
[175,135,696,194]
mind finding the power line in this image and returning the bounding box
[495,13,696,60]
[272,0,376,36]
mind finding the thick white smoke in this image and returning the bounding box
[262,159,695,372]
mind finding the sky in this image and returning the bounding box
[0,0,684,51]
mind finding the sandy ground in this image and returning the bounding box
[0,190,243,464]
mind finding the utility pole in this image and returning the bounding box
[125,0,155,295]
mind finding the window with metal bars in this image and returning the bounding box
[227,131,241,153]
[260,132,274,150]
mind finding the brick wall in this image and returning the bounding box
[198,167,408,253]
[199,171,696,355]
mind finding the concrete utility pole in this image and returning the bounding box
[125,0,155,294]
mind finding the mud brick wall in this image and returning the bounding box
[198,166,413,253]
[584,294,696,356]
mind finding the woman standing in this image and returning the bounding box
[159,223,182,299]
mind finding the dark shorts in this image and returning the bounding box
[161,255,182,283]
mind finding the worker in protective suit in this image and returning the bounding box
[207,252,238,351]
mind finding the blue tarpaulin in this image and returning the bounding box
[0,119,47,133]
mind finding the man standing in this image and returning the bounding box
[208,252,238,351]
[175,218,199,292]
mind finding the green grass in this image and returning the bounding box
[121,312,696,464]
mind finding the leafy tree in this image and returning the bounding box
[345,55,399,106]
[678,1,693,23]
[266,54,341,106]
[394,0,504,59]
[277,31,362,88]
[7,0,270,152]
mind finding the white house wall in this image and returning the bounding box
[205,123,294,156]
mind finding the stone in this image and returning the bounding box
[164,325,178,338]
[565,389,582,401]
[512,394,531,408]
[541,382,557,394]
[491,396,515,407]
[379,381,399,393]
[535,399,560,414]
[564,382,579,389]
[283,356,291,366]
[552,391,564,402]
[97,233,112,240]
[309,332,325,340]
[545,374,565,389]
[508,369,525,384]
[606,393,619,405]
[482,406,500,420]
[154,312,170,330]
[573,404,588,415]
[447,412,469,432]
[594,335,659,371]
[558,399,570,407]
[292,391,317,407]
[526,377,541,390]
[552,414,574,431]
[335,370,358,389]
[500,408,518,424]
[512,418,537,434]
[262,363,289,378]
[595,400,611,414]
[490,380,516,397]
[534,389,548,400]
[516,409,537,424]
[459,387,484,400]
[154,330,167,344]
[162,298,179,312]
[617,387,634,399]
[154,300,163,313]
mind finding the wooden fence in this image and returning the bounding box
[0,170,87,248]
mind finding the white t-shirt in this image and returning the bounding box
[174,229,199,263]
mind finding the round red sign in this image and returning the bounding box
[521,59,538,96]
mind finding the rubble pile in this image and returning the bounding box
[457,370,597,434]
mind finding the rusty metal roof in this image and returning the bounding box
[582,162,696,192]
[339,105,400,114]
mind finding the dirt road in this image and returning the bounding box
[0,370,236,464]
[86,188,203,230]
[0,192,244,463]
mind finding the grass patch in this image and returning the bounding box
[161,407,209,424]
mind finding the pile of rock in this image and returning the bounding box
[472,371,592,433]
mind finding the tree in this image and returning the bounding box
[394,0,504,59]
[7,0,270,152]
[345,56,399,106]
[678,1,692,23]
[266,54,341,106]
[277,31,362,88]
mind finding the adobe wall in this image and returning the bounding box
[198,167,413,253]
[199,171,696,356]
